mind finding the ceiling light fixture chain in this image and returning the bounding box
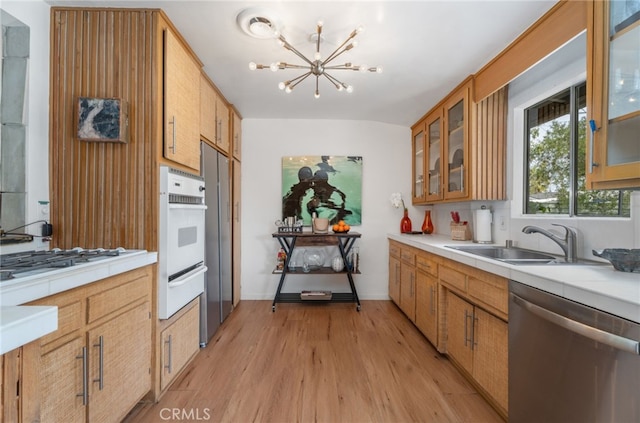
[249,20,382,99]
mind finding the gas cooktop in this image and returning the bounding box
[0,248,127,281]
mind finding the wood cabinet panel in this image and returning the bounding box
[415,270,438,346]
[87,301,151,423]
[232,159,241,306]
[474,0,587,102]
[215,96,230,154]
[86,268,150,324]
[388,240,401,258]
[439,265,466,293]
[200,73,217,144]
[415,254,437,277]
[473,308,508,413]
[445,292,474,373]
[164,27,201,171]
[232,108,242,160]
[467,274,508,320]
[50,8,157,250]
[161,299,200,391]
[388,255,401,304]
[399,262,416,322]
[40,337,85,423]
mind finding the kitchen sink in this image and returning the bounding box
[445,245,602,266]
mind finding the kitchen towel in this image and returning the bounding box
[474,209,492,243]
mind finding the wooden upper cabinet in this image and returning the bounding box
[232,108,242,161]
[200,73,217,145]
[215,96,230,154]
[411,121,426,203]
[587,0,640,189]
[411,79,506,205]
[164,27,201,172]
[443,80,471,201]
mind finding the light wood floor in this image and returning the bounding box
[124,300,503,423]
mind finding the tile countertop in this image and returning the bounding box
[0,250,157,355]
[388,233,640,324]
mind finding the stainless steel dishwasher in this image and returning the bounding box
[509,280,640,423]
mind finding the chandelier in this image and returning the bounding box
[248,21,382,99]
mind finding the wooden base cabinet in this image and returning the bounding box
[415,265,438,347]
[399,247,417,322]
[160,298,200,391]
[388,241,401,304]
[28,266,153,423]
[440,262,508,418]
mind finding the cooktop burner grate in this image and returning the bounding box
[0,247,125,281]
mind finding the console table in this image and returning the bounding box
[271,231,361,311]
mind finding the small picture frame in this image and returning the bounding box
[77,97,128,143]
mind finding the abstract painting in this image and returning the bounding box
[77,97,128,142]
[282,155,362,226]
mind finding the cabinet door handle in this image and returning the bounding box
[588,119,599,173]
[395,263,400,286]
[165,335,173,373]
[464,310,472,347]
[217,119,222,142]
[76,346,88,406]
[430,286,436,315]
[472,315,478,350]
[410,274,414,297]
[235,202,239,222]
[169,116,177,153]
[460,164,464,191]
[93,335,104,390]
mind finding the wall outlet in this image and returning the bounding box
[38,200,50,220]
[498,215,506,231]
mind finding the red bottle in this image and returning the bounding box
[400,209,412,233]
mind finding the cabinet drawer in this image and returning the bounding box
[400,248,416,265]
[416,254,437,277]
[439,265,466,292]
[87,268,150,324]
[389,241,401,258]
[38,300,83,348]
[468,274,508,318]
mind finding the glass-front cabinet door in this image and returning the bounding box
[411,121,426,203]
[587,0,640,188]
[425,114,443,202]
[443,83,470,200]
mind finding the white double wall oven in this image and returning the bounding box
[158,166,207,319]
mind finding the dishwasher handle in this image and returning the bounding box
[511,293,640,355]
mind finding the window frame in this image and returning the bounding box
[522,81,629,218]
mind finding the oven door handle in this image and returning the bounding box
[512,293,640,355]
[168,265,207,288]
[168,204,207,210]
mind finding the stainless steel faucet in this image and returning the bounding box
[522,223,578,263]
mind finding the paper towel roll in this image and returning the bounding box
[474,209,492,243]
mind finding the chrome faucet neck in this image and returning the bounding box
[522,224,578,263]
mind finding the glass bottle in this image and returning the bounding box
[422,210,434,234]
[400,209,412,233]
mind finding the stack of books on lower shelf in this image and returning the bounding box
[300,290,332,300]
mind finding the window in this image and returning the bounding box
[524,82,630,216]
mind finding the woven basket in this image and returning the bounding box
[450,223,471,241]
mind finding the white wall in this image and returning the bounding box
[241,119,411,300]
[2,0,50,254]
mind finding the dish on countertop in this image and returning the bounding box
[592,249,640,272]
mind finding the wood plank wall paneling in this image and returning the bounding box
[50,9,157,250]
[473,0,587,102]
[473,87,507,200]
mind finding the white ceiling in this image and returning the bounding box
[46,0,558,126]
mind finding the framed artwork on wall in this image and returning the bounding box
[77,97,128,143]
[282,155,363,226]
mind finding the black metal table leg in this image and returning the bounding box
[272,236,296,311]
